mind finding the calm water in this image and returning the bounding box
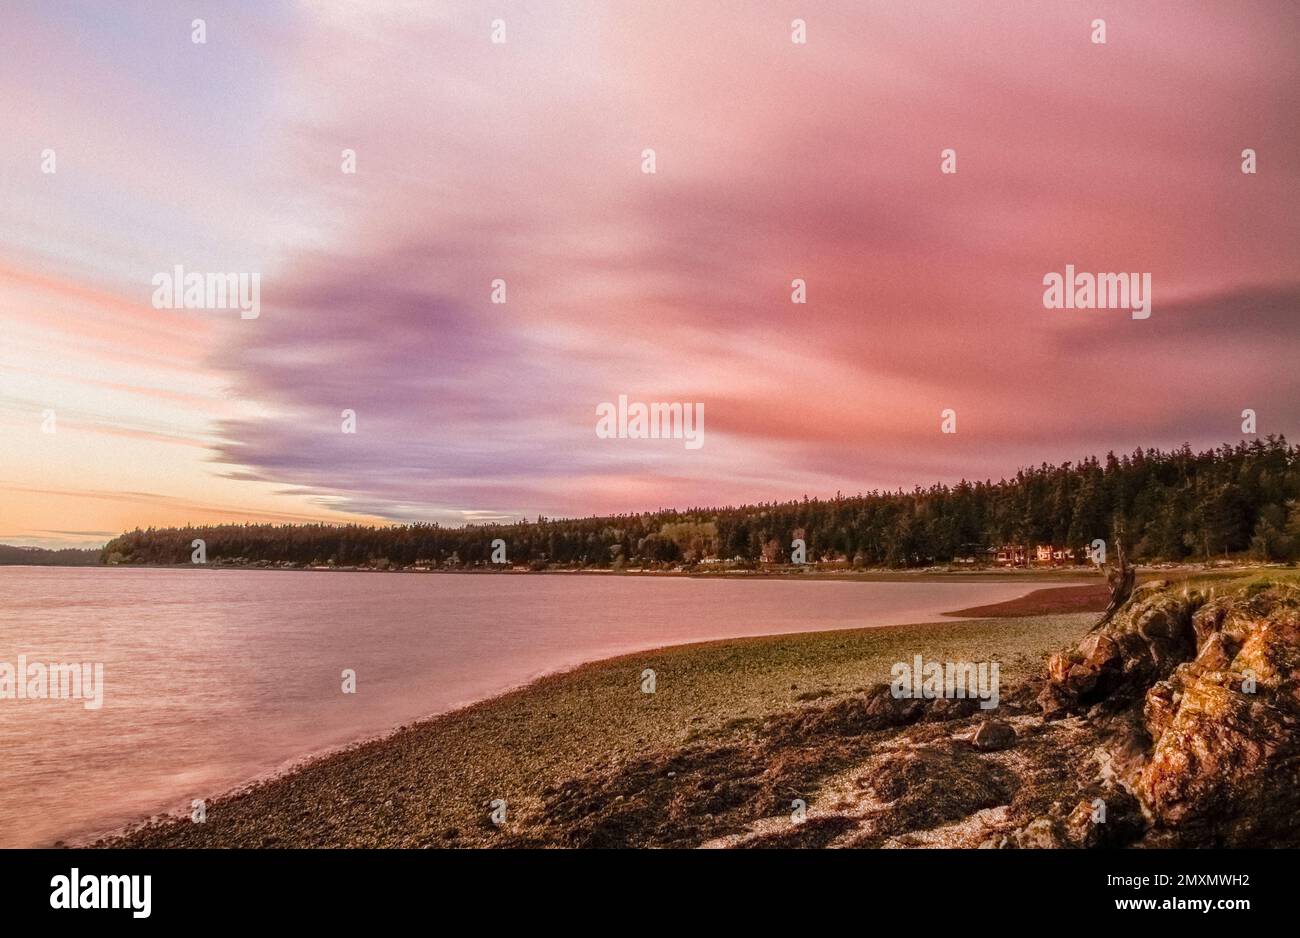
[0,566,1045,847]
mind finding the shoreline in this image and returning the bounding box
[97,582,1113,848]
[942,583,1112,618]
[69,563,1105,581]
[31,560,1277,584]
[61,572,1271,848]
[25,575,1086,848]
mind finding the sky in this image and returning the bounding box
[1,1,1298,548]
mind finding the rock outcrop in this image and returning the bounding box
[1037,581,1199,718]
[1019,579,1300,847]
[1135,585,1300,846]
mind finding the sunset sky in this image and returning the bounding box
[2,1,1298,547]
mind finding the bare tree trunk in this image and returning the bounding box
[1092,538,1135,631]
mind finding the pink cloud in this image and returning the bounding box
[7,2,1299,525]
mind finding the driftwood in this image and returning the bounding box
[1092,539,1135,631]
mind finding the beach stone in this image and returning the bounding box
[1047,652,1071,684]
[971,719,1016,752]
[1080,633,1119,670]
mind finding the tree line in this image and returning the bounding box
[101,437,1300,570]
[0,545,102,566]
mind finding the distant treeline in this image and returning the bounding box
[102,438,1300,570]
[0,545,102,566]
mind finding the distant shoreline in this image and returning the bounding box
[35,559,1276,585]
[88,562,1103,581]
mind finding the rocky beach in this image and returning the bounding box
[98,571,1300,849]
